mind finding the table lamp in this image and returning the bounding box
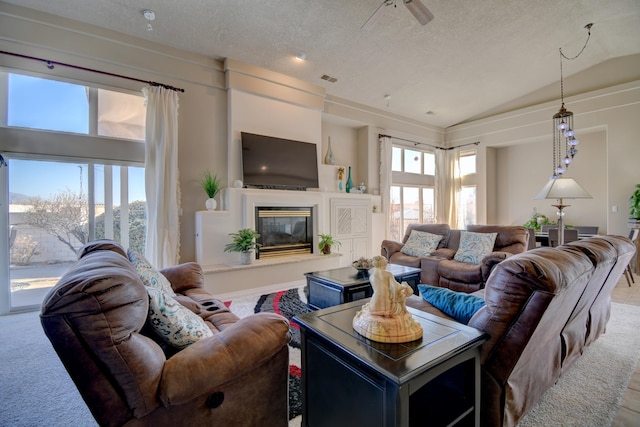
[535,177,592,245]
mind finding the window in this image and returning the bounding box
[392,146,435,176]
[459,185,476,227]
[7,74,89,133]
[459,151,476,176]
[1,71,146,312]
[389,145,436,241]
[458,150,477,226]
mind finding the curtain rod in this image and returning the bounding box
[0,50,185,93]
[378,134,479,150]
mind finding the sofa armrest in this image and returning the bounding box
[431,248,456,259]
[159,312,290,406]
[381,240,404,259]
[160,262,204,294]
[481,251,512,282]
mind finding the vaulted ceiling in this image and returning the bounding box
[4,0,640,128]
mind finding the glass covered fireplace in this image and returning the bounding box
[255,207,313,259]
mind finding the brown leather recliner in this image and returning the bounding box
[435,225,529,292]
[40,240,291,427]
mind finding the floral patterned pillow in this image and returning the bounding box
[401,230,443,257]
[453,231,498,264]
[128,249,176,296]
[146,287,213,349]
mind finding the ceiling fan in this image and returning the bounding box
[361,0,434,30]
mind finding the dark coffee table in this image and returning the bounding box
[294,300,487,427]
[304,264,421,310]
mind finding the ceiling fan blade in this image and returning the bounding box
[404,0,434,25]
[361,0,393,31]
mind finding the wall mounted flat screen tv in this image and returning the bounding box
[241,132,319,190]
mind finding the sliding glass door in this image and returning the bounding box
[6,158,145,311]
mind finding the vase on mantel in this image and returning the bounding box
[346,166,354,193]
[324,137,336,165]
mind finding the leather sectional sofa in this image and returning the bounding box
[381,224,529,292]
[407,235,636,426]
[40,239,291,427]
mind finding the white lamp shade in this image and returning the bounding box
[534,177,592,200]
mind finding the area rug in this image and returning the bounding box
[224,286,308,426]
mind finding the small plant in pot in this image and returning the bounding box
[318,233,341,255]
[629,184,640,224]
[224,228,261,264]
[201,171,221,210]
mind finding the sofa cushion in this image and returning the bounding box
[417,284,485,324]
[128,249,176,296]
[401,230,443,257]
[454,231,498,264]
[146,287,213,349]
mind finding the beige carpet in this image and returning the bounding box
[0,301,638,426]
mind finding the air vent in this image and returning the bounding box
[321,74,338,83]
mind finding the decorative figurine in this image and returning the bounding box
[352,256,423,343]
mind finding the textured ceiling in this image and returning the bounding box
[4,0,640,128]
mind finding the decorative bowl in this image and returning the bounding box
[352,257,374,271]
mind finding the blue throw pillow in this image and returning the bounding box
[417,284,485,324]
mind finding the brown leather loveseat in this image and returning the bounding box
[407,235,636,426]
[40,239,291,427]
[381,224,529,292]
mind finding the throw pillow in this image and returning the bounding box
[417,284,485,324]
[401,230,443,257]
[146,287,213,349]
[128,249,176,296]
[453,231,498,264]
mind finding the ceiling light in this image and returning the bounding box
[295,52,307,61]
[143,9,155,31]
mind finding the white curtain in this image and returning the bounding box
[435,147,462,229]
[379,136,392,239]
[143,86,180,268]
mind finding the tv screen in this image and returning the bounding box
[241,132,319,190]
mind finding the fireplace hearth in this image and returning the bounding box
[255,207,313,259]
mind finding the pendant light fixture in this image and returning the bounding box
[550,23,593,179]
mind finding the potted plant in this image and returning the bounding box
[318,233,341,255]
[629,184,640,224]
[224,228,261,264]
[523,212,554,231]
[201,170,221,210]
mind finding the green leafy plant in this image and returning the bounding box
[200,170,221,199]
[224,228,261,253]
[318,233,341,254]
[630,184,640,219]
[523,212,554,231]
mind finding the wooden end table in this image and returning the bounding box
[293,300,487,427]
[304,264,422,311]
